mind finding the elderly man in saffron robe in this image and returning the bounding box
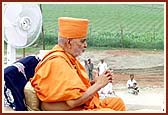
[30,17,126,111]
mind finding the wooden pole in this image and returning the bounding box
[23,48,25,57]
[40,4,45,50]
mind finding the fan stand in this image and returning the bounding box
[7,44,16,65]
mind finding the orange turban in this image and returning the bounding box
[58,17,89,39]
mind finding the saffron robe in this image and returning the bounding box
[31,45,126,111]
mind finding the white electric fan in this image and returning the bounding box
[4,4,42,65]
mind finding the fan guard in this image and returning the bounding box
[4,4,42,65]
[4,4,42,48]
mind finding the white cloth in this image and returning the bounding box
[97,62,108,75]
[97,62,115,98]
[98,83,115,99]
[102,83,113,94]
[126,79,137,87]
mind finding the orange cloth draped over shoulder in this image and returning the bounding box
[30,45,126,111]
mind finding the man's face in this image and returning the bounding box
[69,37,87,57]
[130,75,134,80]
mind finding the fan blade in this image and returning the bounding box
[4,4,22,25]
[4,4,42,48]
[5,24,27,48]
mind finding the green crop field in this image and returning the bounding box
[35,4,165,50]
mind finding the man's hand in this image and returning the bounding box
[95,70,113,88]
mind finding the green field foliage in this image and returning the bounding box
[36,4,164,50]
